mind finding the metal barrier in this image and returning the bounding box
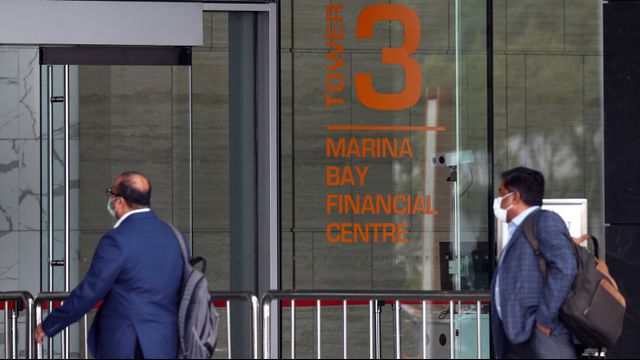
[210,292,261,359]
[31,291,259,359]
[3,289,491,359]
[0,292,34,359]
[34,292,89,359]
[261,290,491,359]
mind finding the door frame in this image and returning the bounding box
[204,2,282,356]
[203,0,281,311]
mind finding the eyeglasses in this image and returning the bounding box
[105,188,123,198]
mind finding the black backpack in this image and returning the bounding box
[523,212,626,348]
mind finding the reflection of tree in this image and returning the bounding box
[503,126,589,198]
[499,121,604,242]
[392,153,424,289]
[391,89,443,291]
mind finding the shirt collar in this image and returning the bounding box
[501,205,541,254]
[510,205,540,227]
[113,208,151,229]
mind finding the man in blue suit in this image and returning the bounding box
[34,171,184,359]
[491,167,578,359]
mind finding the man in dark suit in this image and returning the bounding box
[34,171,184,359]
[491,167,578,359]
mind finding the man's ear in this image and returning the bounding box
[511,191,521,204]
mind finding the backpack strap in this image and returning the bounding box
[169,224,191,265]
[167,224,207,271]
[523,210,548,279]
[591,235,600,260]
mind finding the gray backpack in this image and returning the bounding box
[170,225,220,359]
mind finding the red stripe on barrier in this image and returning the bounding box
[22,298,488,311]
[207,299,490,308]
[275,299,489,307]
[40,301,63,310]
[281,299,369,307]
[39,300,103,311]
[0,301,27,311]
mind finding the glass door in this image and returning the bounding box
[37,5,279,356]
[40,58,192,358]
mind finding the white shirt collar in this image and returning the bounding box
[113,208,151,229]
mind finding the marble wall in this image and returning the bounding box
[0,46,40,358]
[0,47,41,295]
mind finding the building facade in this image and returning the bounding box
[0,0,637,358]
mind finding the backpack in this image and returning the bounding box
[169,225,220,359]
[524,212,626,348]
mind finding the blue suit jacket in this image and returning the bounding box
[42,211,184,358]
[490,209,577,358]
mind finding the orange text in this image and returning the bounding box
[326,222,410,243]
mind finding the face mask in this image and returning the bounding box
[107,198,116,219]
[493,193,513,222]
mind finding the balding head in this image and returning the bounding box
[112,171,152,209]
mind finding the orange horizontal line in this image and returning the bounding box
[326,125,446,132]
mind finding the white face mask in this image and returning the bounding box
[107,198,116,219]
[493,193,513,222]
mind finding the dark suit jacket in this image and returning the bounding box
[42,211,184,358]
[490,209,578,358]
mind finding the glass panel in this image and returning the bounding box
[281,0,491,289]
[282,0,604,354]
[491,0,604,355]
[493,0,605,253]
[281,0,490,357]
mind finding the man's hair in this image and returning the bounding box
[501,167,545,206]
[114,171,151,208]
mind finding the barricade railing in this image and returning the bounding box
[3,289,490,359]
[261,290,491,360]
[34,292,89,359]
[30,291,259,359]
[0,292,34,359]
[210,292,261,359]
